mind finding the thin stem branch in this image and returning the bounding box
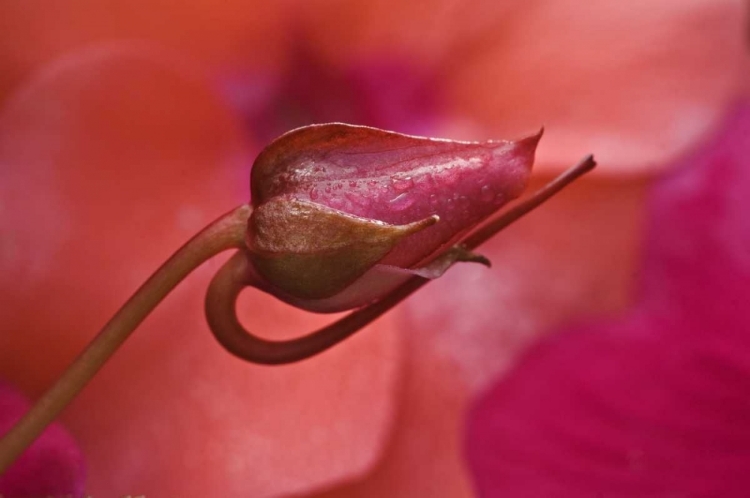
[206,250,429,364]
[462,155,596,250]
[0,204,252,474]
[205,156,596,365]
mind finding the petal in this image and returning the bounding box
[0,382,85,497]
[467,319,750,497]
[0,48,400,496]
[640,102,750,332]
[306,345,478,498]
[299,0,747,174]
[466,102,750,496]
[0,0,290,99]
[248,197,437,301]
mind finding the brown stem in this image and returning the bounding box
[206,251,429,365]
[0,205,252,475]
[462,154,596,250]
[205,155,596,365]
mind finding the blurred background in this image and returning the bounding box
[0,1,748,496]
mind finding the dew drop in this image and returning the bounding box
[349,181,358,188]
[429,194,439,206]
[480,185,494,202]
[324,185,332,194]
[391,175,414,192]
[414,173,432,186]
[389,193,414,211]
[493,193,505,205]
[440,169,459,185]
[345,192,366,206]
[328,197,344,209]
[309,188,319,200]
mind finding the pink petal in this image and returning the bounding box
[466,103,750,496]
[298,0,747,174]
[0,48,400,496]
[0,382,86,497]
[640,102,750,332]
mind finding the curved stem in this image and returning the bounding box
[0,204,252,474]
[206,251,429,364]
[205,155,596,365]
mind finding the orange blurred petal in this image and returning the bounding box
[0,48,400,496]
[300,0,747,174]
[0,0,290,99]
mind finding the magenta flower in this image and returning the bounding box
[466,102,750,496]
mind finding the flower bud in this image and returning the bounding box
[247,123,539,311]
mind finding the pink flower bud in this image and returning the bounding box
[246,123,540,312]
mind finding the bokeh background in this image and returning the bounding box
[0,1,748,496]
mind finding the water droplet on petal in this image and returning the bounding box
[389,193,415,211]
[345,192,366,206]
[329,197,344,209]
[309,188,319,200]
[480,185,494,202]
[440,169,459,185]
[391,175,414,192]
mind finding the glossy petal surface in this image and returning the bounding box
[252,124,537,268]
[466,104,750,497]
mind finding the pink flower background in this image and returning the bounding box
[0,0,747,496]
